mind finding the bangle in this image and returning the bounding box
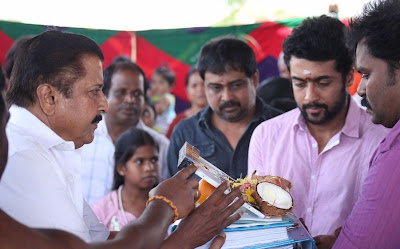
[146,195,179,223]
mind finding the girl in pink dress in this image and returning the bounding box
[92,128,159,231]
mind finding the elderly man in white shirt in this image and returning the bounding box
[0,30,110,242]
[3,106,109,242]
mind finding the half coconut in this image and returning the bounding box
[251,175,293,216]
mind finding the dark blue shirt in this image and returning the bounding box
[167,98,282,179]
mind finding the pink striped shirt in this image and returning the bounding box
[334,119,400,249]
[248,98,389,236]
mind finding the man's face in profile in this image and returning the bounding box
[49,55,108,148]
[356,41,400,128]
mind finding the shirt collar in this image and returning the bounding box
[294,97,362,138]
[9,105,75,150]
[136,119,147,129]
[379,119,400,152]
[341,97,362,138]
[95,117,112,142]
[198,97,272,128]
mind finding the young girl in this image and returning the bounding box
[91,127,159,231]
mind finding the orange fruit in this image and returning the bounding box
[197,179,216,205]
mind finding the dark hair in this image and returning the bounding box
[185,67,199,87]
[0,91,5,129]
[257,77,296,113]
[6,30,104,107]
[0,65,5,92]
[103,61,148,97]
[283,15,354,80]
[144,95,157,118]
[197,35,257,79]
[269,97,297,113]
[112,55,132,64]
[0,65,6,120]
[350,0,400,73]
[112,127,159,190]
[5,35,35,80]
[152,66,175,87]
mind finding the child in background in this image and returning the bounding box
[141,96,157,129]
[91,127,159,231]
[148,66,176,134]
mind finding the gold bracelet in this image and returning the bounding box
[146,195,179,223]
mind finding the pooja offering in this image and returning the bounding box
[231,174,293,217]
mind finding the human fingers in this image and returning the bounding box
[334,227,342,237]
[218,196,246,228]
[313,235,336,249]
[188,178,199,190]
[175,163,198,180]
[208,232,226,249]
[204,181,230,205]
[194,188,201,202]
[214,186,243,209]
[314,235,321,245]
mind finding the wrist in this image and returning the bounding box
[163,231,191,249]
[147,195,179,223]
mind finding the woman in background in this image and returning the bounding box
[166,68,207,138]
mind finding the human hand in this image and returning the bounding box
[313,227,341,249]
[149,164,199,219]
[313,235,337,249]
[154,96,170,115]
[208,232,226,249]
[170,182,246,248]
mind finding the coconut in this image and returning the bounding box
[251,176,293,216]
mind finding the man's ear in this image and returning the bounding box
[345,68,355,88]
[251,70,259,89]
[36,84,58,116]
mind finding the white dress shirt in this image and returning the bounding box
[81,118,170,205]
[0,105,109,242]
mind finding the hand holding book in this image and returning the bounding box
[170,181,246,248]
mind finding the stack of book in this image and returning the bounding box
[195,213,296,249]
[177,142,315,249]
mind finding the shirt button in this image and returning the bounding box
[312,143,317,148]
[311,175,316,181]
[307,208,312,213]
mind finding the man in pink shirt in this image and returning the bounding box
[248,15,389,237]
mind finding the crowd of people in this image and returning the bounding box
[1,0,400,248]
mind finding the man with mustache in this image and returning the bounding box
[167,36,281,179]
[0,31,247,248]
[247,15,389,238]
[81,60,170,205]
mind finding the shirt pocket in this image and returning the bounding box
[196,142,217,164]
